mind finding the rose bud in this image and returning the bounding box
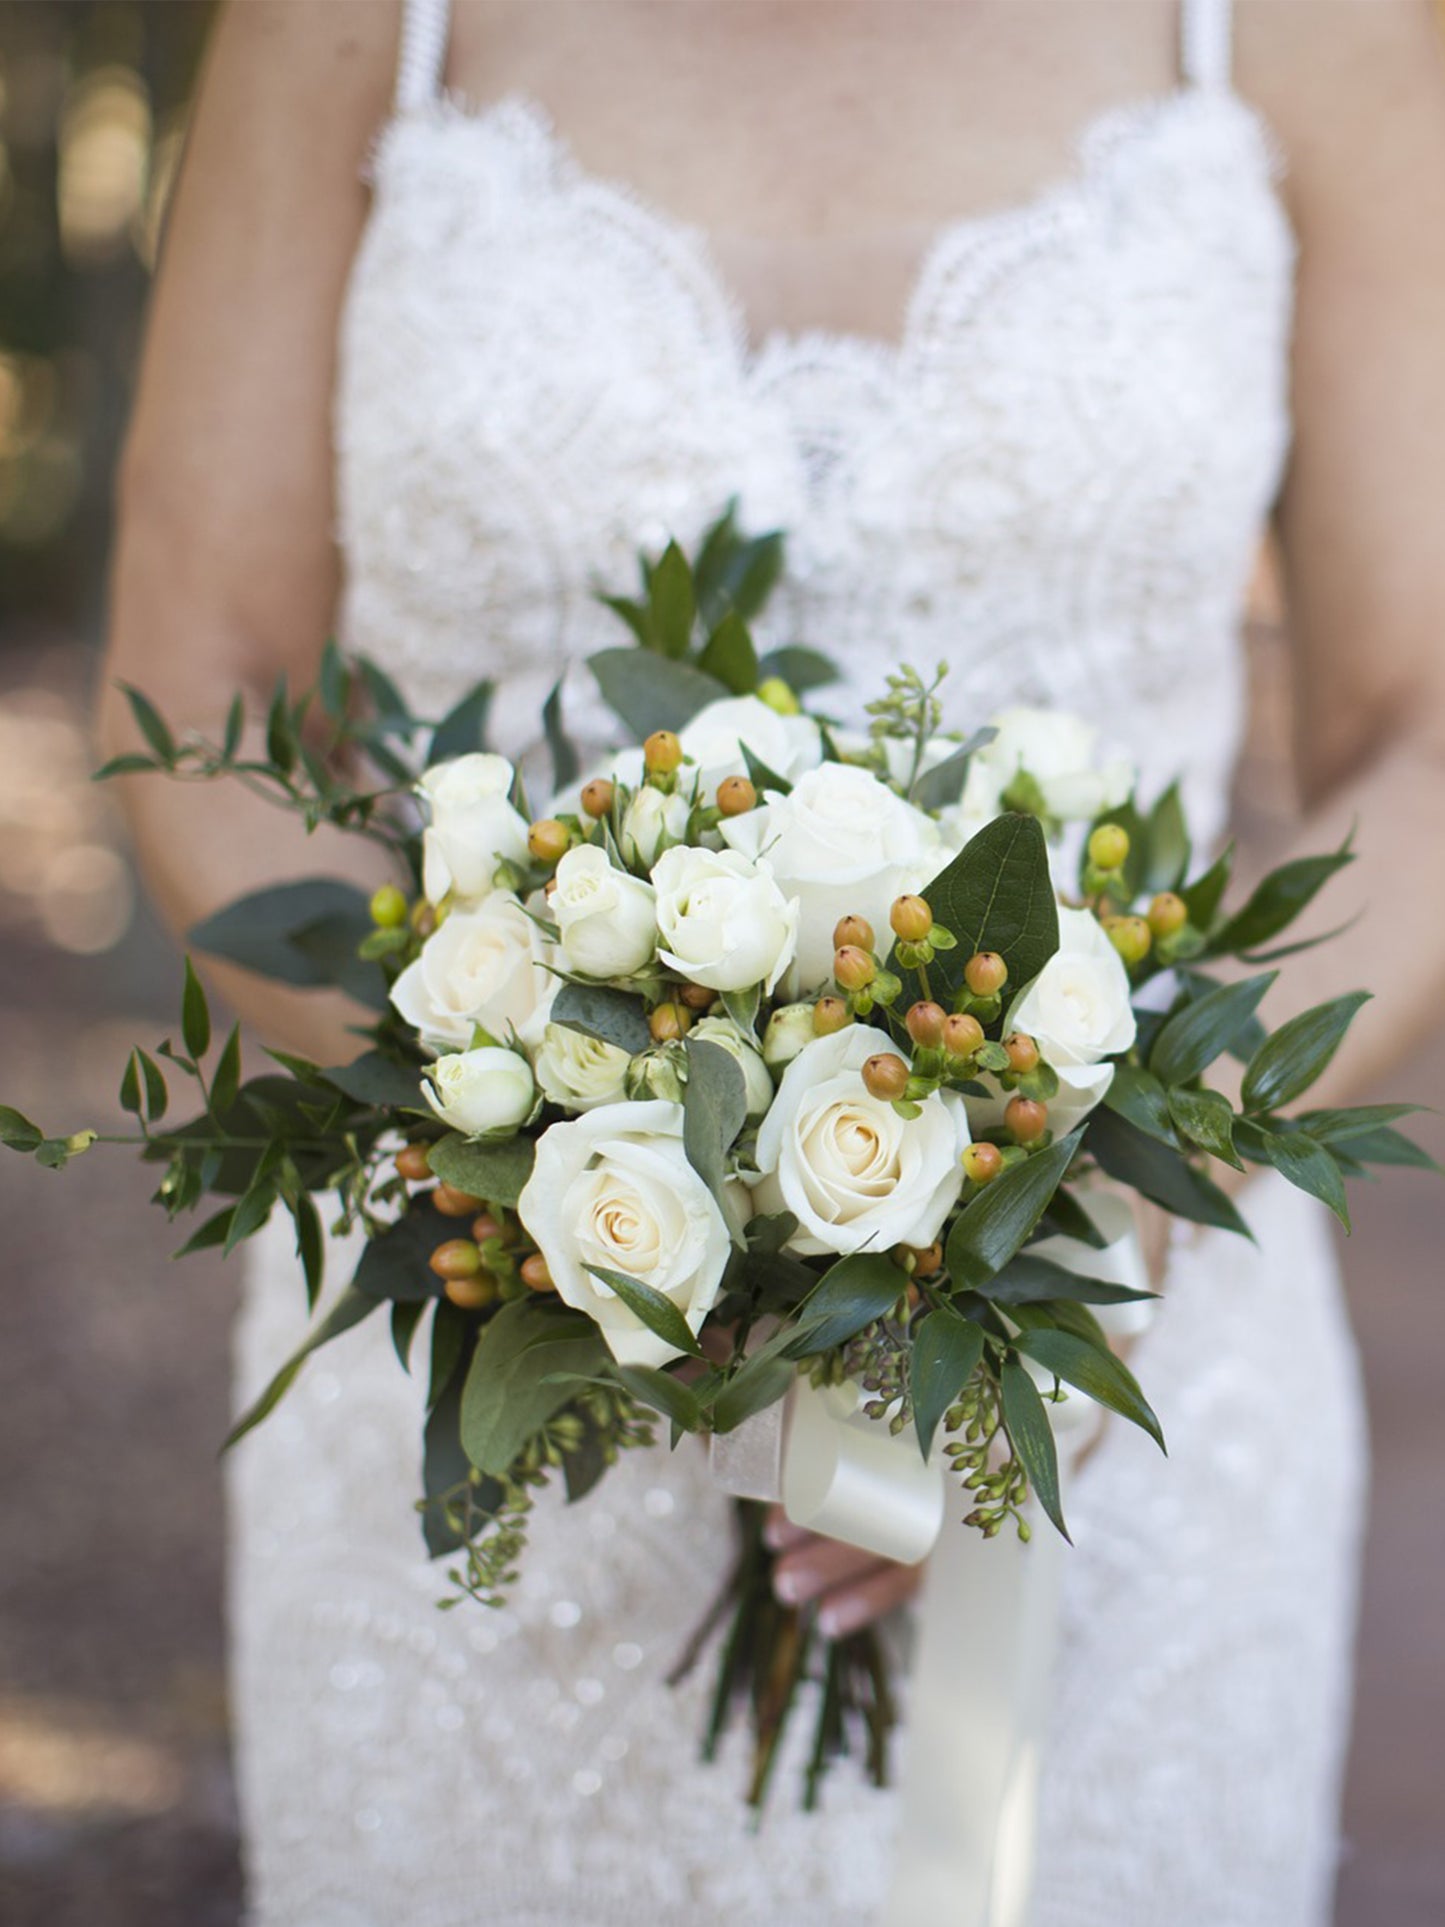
[716,775,757,817]
[444,1271,499,1310]
[432,1181,485,1217]
[834,945,877,991]
[369,884,408,929]
[1087,822,1131,872]
[394,1143,432,1183]
[527,817,572,864]
[763,1001,819,1070]
[429,1238,483,1281]
[943,1012,985,1058]
[1005,1096,1049,1144]
[580,776,616,819]
[862,1053,910,1101]
[889,894,934,942]
[961,1141,1004,1184]
[649,1000,693,1042]
[832,914,875,954]
[643,729,683,775]
[1003,1032,1040,1074]
[1103,914,1152,967]
[905,1000,948,1049]
[811,995,851,1035]
[963,951,1008,997]
[1148,891,1188,939]
[520,1252,555,1293]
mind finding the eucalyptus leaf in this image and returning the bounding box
[428,1132,536,1208]
[459,1299,607,1477]
[647,541,698,659]
[682,1037,748,1231]
[588,647,729,737]
[322,1051,428,1112]
[353,1207,452,1303]
[697,610,759,694]
[190,879,383,1006]
[549,982,653,1056]
[755,645,839,696]
[541,679,579,791]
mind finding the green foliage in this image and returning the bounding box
[998,1359,1067,1540]
[548,982,653,1055]
[459,1300,609,1477]
[427,1133,536,1207]
[1149,972,1276,1087]
[946,1131,1084,1292]
[911,1310,985,1459]
[682,1037,748,1231]
[190,880,386,1007]
[912,813,1060,1010]
[784,1252,909,1357]
[1240,992,1371,1115]
[584,1265,706,1358]
[1016,1327,1164,1450]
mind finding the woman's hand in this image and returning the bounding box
[765,1507,923,1636]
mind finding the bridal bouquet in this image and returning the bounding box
[2,508,1431,1807]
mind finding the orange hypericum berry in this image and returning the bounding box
[833,945,877,991]
[889,894,934,942]
[832,914,876,954]
[1148,891,1188,939]
[394,1143,432,1183]
[470,1212,503,1245]
[907,1241,945,1278]
[812,996,851,1035]
[432,1181,485,1218]
[520,1253,555,1293]
[1005,1096,1049,1145]
[429,1238,483,1281]
[527,818,571,864]
[862,1053,910,1102]
[943,1012,985,1058]
[905,1000,948,1049]
[716,775,757,817]
[963,951,1008,997]
[580,777,616,819]
[444,1271,499,1310]
[678,982,717,1011]
[961,1141,1004,1184]
[1003,1032,1040,1075]
[643,729,683,775]
[649,1001,693,1042]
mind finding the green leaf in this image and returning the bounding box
[318,642,348,719]
[293,1191,325,1309]
[910,728,997,813]
[682,1037,748,1231]
[211,1025,243,1118]
[549,982,652,1055]
[738,740,792,797]
[711,1349,798,1433]
[190,880,384,1007]
[429,681,493,763]
[1234,1120,1351,1229]
[321,1051,427,1111]
[599,594,653,650]
[1241,991,1371,1114]
[224,1286,377,1448]
[587,647,729,737]
[422,1350,494,1557]
[222,1179,276,1255]
[93,753,159,780]
[119,682,176,763]
[1144,783,1190,893]
[182,958,212,1061]
[428,1298,469,1409]
[0,1104,44,1153]
[1295,1103,1426,1146]
[911,813,1060,1008]
[1149,971,1275,1087]
[119,1051,143,1117]
[173,1205,236,1258]
[1102,1063,1179,1147]
[459,1299,610,1476]
[646,541,698,659]
[584,1264,705,1358]
[720,983,761,1032]
[391,1298,427,1371]
[697,610,759,695]
[1017,1328,1164,1450]
[946,1131,1084,1292]
[136,1049,168,1123]
[265,678,298,773]
[1180,842,1234,932]
[755,646,839,696]
[911,1310,985,1459]
[1320,1123,1439,1172]
[785,1251,908,1357]
[979,1254,1156,1307]
[541,679,579,792]
[613,1363,704,1431]
[1036,1188,1108,1249]
[1205,837,1355,957]
[1085,1106,1252,1236]
[353,1208,450,1303]
[1166,1086,1242,1169]
[357,656,411,724]
[428,1132,536,1208]
[999,1359,1068,1540]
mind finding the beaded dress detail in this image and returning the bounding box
[229,2,1366,1919]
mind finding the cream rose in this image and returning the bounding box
[679,694,823,798]
[720,763,946,991]
[424,1046,535,1136]
[620,784,692,869]
[418,753,531,904]
[752,1025,969,1258]
[518,1100,732,1367]
[533,1023,632,1113]
[1008,905,1137,1067]
[390,892,550,1053]
[651,845,798,994]
[551,845,657,979]
[955,708,1134,828]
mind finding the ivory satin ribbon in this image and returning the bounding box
[708,1191,1152,1926]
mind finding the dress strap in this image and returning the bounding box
[394,0,452,112]
[1179,0,1232,90]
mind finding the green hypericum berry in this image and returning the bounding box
[1103,914,1153,967]
[756,677,801,716]
[961,1141,1004,1184]
[1087,823,1130,872]
[1148,891,1188,939]
[369,884,409,928]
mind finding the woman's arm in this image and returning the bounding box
[98,0,400,1062]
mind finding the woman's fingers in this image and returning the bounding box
[767,1515,926,1633]
[815,1559,923,1640]
[762,1505,812,1553]
[772,1531,883,1606]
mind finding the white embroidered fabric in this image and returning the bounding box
[229,5,1367,1920]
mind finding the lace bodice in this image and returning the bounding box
[231,6,1366,1924]
[336,40,1294,843]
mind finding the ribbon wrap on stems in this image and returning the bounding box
[708,1190,1152,1926]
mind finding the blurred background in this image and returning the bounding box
[0,4,1440,1924]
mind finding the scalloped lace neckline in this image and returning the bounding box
[385,82,1285,366]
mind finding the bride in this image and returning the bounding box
[99,1,1445,1921]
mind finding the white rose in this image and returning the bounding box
[720,763,946,991]
[651,845,798,994]
[752,1025,969,1258]
[390,892,550,1053]
[961,709,1134,826]
[424,1046,535,1136]
[533,1022,632,1113]
[679,695,823,798]
[552,844,657,979]
[418,753,531,904]
[518,1100,732,1367]
[689,1015,774,1119]
[620,784,692,869]
[1009,906,1137,1067]
[762,1001,818,1073]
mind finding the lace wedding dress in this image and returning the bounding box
[229,1,1366,1919]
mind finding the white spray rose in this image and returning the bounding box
[620,784,692,869]
[424,1046,535,1136]
[752,1025,969,1258]
[390,893,550,1053]
[958,709,1134,827]
[762,1001,819,1073]
[689,1015,774,1119]
[720,763,946,991]
[1009,906,1137,1067]
[552,844,657,979]
[518,1101,732,1367]
[418,753,531,904]
[678,695,823,799]
[532,1023,632,1113]
[651,846,799,994]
